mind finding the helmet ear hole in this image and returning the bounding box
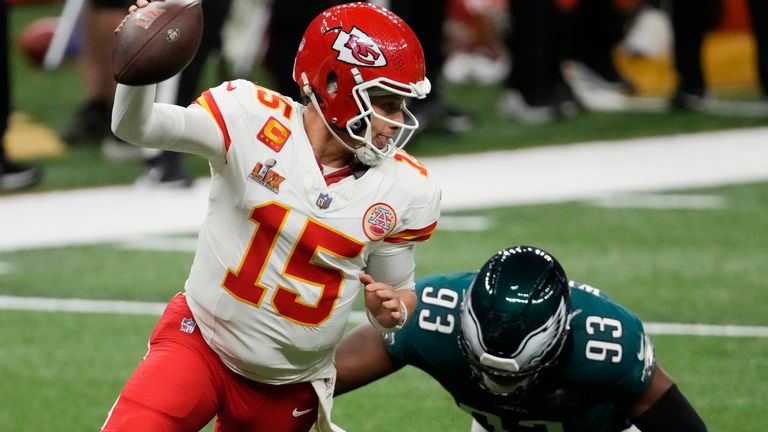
[326,72,338,96]
[349,119,363,133]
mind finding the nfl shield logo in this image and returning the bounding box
[180,317,196,334]
[316,193,332,209]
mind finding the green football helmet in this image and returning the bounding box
[459,245,571,395]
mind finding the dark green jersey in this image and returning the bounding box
[384,272,656,432]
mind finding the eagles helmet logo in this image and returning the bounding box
[331,27,387,67]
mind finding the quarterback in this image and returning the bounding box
[101,2,440,432]
[335,246,708,432]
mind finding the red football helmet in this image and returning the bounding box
[293,2,431,165]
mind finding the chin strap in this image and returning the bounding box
[354,146,379,166]
[308,91,381,166]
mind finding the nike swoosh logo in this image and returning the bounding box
[226,81,237,91]
[292,407,314,417]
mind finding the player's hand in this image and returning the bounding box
[130,0,151,13]
[360,273,405,329]
[115,0,150,34]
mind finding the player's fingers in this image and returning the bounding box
[359,273,375,286]
[364,290,381,306]
[381,298,399,310]
[373,287,396,300]
[115,15,129,33]
[363,287,383,308]
[364,281,390,294]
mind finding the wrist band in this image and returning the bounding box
[366,298,408,332]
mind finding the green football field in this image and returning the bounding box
[3,2,768,432]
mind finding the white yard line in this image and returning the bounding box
[0,295,167,315]
[588,193,725,209]
[644,322,768,337]
[1,295,766,337]
[429,127,768,209]
[2,127,768,251]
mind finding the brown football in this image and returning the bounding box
[111,0,203,85]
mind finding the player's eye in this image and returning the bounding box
[372,96,403,114]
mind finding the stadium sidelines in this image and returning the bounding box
[1,127,768,336]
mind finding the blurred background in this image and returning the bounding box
[4,0,768,180]
[1,0,767,430]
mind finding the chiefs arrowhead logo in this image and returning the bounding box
[331,27,387,68]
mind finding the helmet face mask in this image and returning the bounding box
[293,2,430,165]
[348,78,421,157]
[458,246,571,395]
[478,368,540,396]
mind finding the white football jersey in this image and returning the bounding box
[183,79,441,384]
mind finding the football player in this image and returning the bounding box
[335,246,708,432]
[102,3,439,432]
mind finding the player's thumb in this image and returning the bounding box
[359,273,375,286]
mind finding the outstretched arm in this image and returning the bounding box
[112,84,225,165]
[334,323,403,395]
[627,365,707,431]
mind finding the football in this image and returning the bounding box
[18,17,81,67]
[111,0,203,86]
